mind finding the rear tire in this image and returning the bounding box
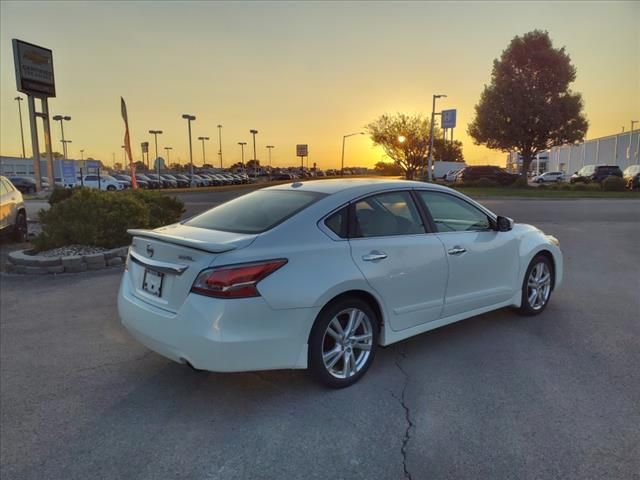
[107,185,116,191]
[517,254,554,316]
[12,212,28,242]
[308,297,378,388]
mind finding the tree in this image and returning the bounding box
[373,161,404,176]
[133,161,146,171]
[40,151,64,159]
[468,30,588,179]
[113,162,123,171]
[366,113,431,179]
[246,159,260,169]
[432,138,464,162]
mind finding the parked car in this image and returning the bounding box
[570,165,623,184]
[443,169,463,182]
[0,176,28,242]
[274,173,296,181]
[119,179,563,388]
[455,166,519,185]
[163,174,189,188]
[135,174,159,189]
[78,174,124,191]
[112,174,132,189]
[8,176,38,194]
[533,171,565,183]
[622,165,640,190]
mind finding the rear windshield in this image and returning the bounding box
[185,189,325,233]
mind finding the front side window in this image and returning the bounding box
[418,191,491,233]
[352,191,424,238]
[185,189,325,234]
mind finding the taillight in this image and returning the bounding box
[191,259,287,298]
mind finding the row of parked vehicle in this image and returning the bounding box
[440,164,639,190]
[109,171,252,190]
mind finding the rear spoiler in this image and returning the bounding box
[127,229,238,254]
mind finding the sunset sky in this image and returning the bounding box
[1,1,638,169]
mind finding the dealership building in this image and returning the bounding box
[507,130,640,174]
[0,156,103,180]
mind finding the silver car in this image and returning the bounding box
[0,176,28,242]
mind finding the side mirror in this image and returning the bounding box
[494,215,513,232]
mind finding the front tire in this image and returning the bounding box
[12,212,28,242]
[517,254,554,316]
[308,297,378,388]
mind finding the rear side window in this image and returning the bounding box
[352,191,424,238]
[325,207,348,238]
[185,189,325,234]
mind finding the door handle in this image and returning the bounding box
[362,251,387,261]
[448,246,466,255]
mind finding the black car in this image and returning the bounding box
[9,176,38,194]
[455,166,519,185]
[623,165,640,190]
[570,165,623,184]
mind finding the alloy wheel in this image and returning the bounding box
[527,262,551,310]
[322,308,373,379]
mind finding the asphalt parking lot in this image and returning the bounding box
[1,195,639,480]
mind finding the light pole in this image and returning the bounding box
[14,97,26,158]
[266,145,274,179]
[250,129,258,178]
[164,147,173,166]
[341,132,364,176]
[121,145,126,166]
[182,114,196,176]
[61,140,72,159]
[149,129,163,186]
[52,115,71,159]
[80,149,84,161]
[631,120,639,164]
[198,136,210,166]
[217,124,223,169]
[427,94,447,181]
[238,142,247,172]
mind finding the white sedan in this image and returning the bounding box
[118,179,563,388]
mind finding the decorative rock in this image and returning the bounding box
[65,263,87,273]
[24,266,48,275]
[46,265,65,274]
[107,257,124,267]
[62,256,84,269]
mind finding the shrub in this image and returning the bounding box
[510,177,529,189]
[601,176,625,191]
[48,186,75,205]
[34,189,184,250]
[473,178,500,188]
[571,183,601,191]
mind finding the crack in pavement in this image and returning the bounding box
[392,349,414,480]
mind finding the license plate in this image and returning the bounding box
[142,269,164,297]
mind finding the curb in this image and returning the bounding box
[6,246,129,275]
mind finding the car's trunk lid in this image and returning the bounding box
[126,224,256,312]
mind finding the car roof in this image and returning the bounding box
[266,178,454,195]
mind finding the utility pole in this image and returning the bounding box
[427,94,446,181]
[14,97,26,158]
[217,124,223,169]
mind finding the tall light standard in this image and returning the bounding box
[249,129,258,178]
[121,145,126,166]
[341,132,364,176]
[164,147,173,166]
[14,97,26,158]
[217,124,223,169]
[61,140,72,159]
[149,129,163,186]
[631,120,639,164]
[80,149,84,161]
[198,136,210,166]
[52,115,71,159]
[238,142,247,172]
[427,94,447,181]
[266,145,275,179]
[182,114,196,175]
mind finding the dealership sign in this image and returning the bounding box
[296,144,308,157]
[441,109,457,129]
[12,39,56,97]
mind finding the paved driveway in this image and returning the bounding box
[1,198,639,480]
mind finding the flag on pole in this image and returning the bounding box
[120,97,138,189]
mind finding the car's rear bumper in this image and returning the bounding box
[118,273,318,372]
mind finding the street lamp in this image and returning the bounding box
[217,124,223,169]
[52,115,72,159]
[266,145,275,179]
[149,129,163,186]
[250,129,258,178]
[630,120,639,164]
[61,140,72,159]
[80,149,84,161]
[238,142,247,172]
[426,94,447,181]
[14,97,26,158]
[182,114,196,175]
[341,132,364,176]
[198,136,210,166]
[164,147,173,166]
